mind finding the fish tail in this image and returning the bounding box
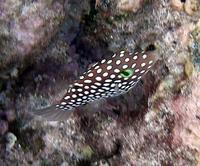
[33,105,73,121]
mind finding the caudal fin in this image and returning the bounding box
[33,105,73,121]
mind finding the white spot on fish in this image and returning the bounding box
[101,59,106,63]
[97,68,102,73]
[118,75,122,79]
[84,79,92,83]
[149,60,153,64]
[103,72,108,77]
[77,98,82,102]
[95,65,100,69]
[96,76,102,81]
[103,83,110,86]
[78,93,83,96]
[91,85,98,89]
[102,87,110,90]
[141,63,146,67]
[107,65,112,70]
[71,88,76,92]
[77,88,83,92]
[114,69,120,73]
[132,75,137,79]
[132,63,136,68]
[114,80,121,83]
[80,76,84,79]
[94,82,101,86]
[90,89,96,93]
[135,69,139,73]
[74,83,84,87]
[84,86,89,89]
[72,94,77,98]
[98,89,104,92]
[116,60,121,65]
[107,60,112,64]
[143,54,147,59]
[122,64,128,69]
[64,96,70,100]
[110,83,116,87]
[88,73,94,77]
[110,74,116,79]
[105,79,112,83]
[61,102,67,105]
[120,53,124,57]
[133,56,138,60]
[125,58,130,62]
[112,53,116,58]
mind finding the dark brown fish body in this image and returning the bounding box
[34,45,158,121]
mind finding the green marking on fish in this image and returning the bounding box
[120,69,134,78]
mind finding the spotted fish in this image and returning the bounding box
[34,44,158,121]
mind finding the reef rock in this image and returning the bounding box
[0,0,65,69]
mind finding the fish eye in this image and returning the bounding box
[145,44,156,52]
[120,69,134,78]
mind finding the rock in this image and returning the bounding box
[170,0,198,15]
[0,110,16,122]
[175,23,195,47]
[171,0,184,11]
[79,145,94,159]
[170,75,200,152]
[0,120,8,135]
[184,60,194,78]
[5,132,17,151]
[184,0,198,16]
[60,162,69,166]
[117,0,144,13]
[191,20,200,70]
[0,0,65,69]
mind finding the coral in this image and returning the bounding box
[0,0,65,70]
[0,0,200,165]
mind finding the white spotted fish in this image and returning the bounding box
[34,44,158,121]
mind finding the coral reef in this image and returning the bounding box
[0,0,200,165]
[0,0,65,69]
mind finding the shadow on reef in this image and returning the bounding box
[8,117,45,156]
[71,0,111,71]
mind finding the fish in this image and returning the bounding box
[34,44,158,121]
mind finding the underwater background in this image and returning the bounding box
[0,0,200,165]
